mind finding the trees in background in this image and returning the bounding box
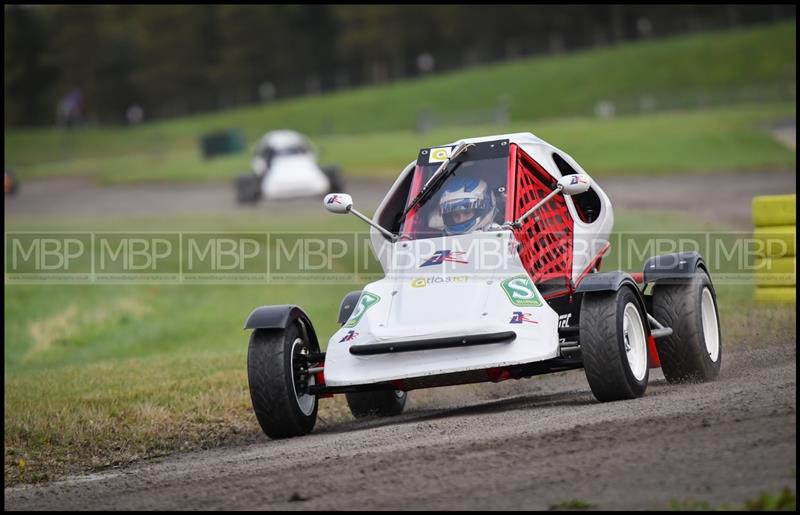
[4,4,795,127]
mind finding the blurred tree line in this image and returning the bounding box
[4,4,795,127]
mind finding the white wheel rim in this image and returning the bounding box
[701,288,720,362]
[290,338,316,416]
[623,302,648,382]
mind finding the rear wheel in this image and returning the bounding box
[580,286,650,402]
[235,173,262,204]
[346,389,407,418]
[247,322,319,438]
[5,169,19,195]
[651,267,721,383]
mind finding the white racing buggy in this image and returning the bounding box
[245,132,722,439]
[234,129,345,203]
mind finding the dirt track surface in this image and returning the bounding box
[5,343,796,510]
[4,170,796,509]
[5,170,796,229]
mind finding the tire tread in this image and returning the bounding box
[247,326,317,439]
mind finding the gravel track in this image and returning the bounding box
[5,171,796,229]
[5,343,795,510]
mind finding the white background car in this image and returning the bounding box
[235,130,344,203]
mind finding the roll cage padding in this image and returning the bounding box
[337,290,363,325]
[243,304,320,349]
[642,251,705,283]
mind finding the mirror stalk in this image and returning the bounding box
[504,173,592,229]
[504,185,563,230]
[324,193,398,241]
[348,206,398,242]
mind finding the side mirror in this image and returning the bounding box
[557,174,592,195]
[323,193,353,214]
[323,192,398,241]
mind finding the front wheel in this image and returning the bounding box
[651,267,721,383]
[345,390,407,418]
[322,166,345,193]
[247,322,319,438]
[580,286,650,402]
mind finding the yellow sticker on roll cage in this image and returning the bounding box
[428,146,452,163]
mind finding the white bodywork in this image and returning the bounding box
[253,130,331,199]
[325,230,561,386]
[324,132,614,387]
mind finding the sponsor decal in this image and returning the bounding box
[428,146,452,163]
[509,311,538,324]
[558,313,572,328]
[326,194,342,205]
[411,275,468,288]
[420,250,469,267]
[507,238,520,256]
[500,275,543,307]
[570,175,589,186]
[338,330,359,342]
[344,291,380,328]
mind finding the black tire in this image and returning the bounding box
[235,173,262,204]
[247,322,319,439]
[5,169,19,195]
[580,286,650,402]
[322,166,345,193]
[651,267,721,383]
[345,389,407,419]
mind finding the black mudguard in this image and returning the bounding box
[643,251,705,283]
[575,271,649,325]
[575,270,639,294]
[243,304,320,348]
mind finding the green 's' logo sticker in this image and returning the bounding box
[344,291,380,328]
[501,275,542,307]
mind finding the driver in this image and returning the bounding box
[439,177,499,235]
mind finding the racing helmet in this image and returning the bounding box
[439,177,497,235]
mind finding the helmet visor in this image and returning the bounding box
[441,197,487,227]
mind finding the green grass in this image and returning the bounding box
[549,499,597,510]
[4,210,796,486]
[7,103,797,185]
[4,22,795,181]
[670,488,796,510]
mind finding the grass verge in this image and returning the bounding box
[670,487,796,510]
[8,103,796,185]
[4,210,796,486]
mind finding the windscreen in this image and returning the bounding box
[399,139,510,240]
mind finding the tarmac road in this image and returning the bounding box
[4,170,796,230]
[4,342,796,510]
